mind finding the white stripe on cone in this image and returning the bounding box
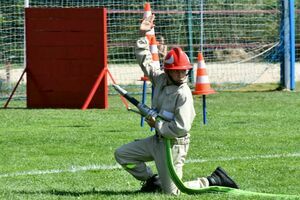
[152,61,160,68]
[146,28,155,36]
[197,61,206,69]
[150,45,158,53]
[196,76,210,84]
[144,11,151,18]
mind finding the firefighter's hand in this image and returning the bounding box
[145,116,156,128]
[140,14,155,34]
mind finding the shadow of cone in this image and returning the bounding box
[192,52,216,95]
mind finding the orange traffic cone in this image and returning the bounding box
[143,3,155,42]
[140,2,160,83]
[143,2,151,18]
[139,3,159,128]
[143,2,160,68]
[192,52,216,95]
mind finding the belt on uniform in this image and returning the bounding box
[155,132,189,145]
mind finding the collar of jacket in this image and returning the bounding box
[162,75,186,95]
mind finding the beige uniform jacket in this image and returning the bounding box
[135,37,196,139]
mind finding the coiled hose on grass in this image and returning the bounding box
[164,138,299,198]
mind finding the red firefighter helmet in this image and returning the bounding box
[163,47,193,70]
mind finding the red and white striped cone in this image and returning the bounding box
[192,52,216,125]
[144,3,155,43]
[149,37,160,68]
[143,2,160,69]
[192,52,216,95]
[140,2,159,129]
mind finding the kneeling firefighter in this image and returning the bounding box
[114,15,239,195]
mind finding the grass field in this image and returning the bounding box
[0,87,300,199]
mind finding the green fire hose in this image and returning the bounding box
[164,138,299,198]
[112,84,299,198]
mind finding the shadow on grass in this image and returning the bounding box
[53,125,92,128]
[0,107,27,110]
[15,188,140,196]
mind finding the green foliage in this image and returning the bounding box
[0,91,299,199]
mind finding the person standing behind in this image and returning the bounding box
[156,35,168,67]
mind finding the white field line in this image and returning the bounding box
[1,152,299,178]
[0,164,121,178]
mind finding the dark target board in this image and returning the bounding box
[26,8,108,108]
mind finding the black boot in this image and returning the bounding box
[207,167,239,189]
[140,174,162,193]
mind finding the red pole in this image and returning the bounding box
[81,68,107,110]
[107,69,129,109]
[3,68,27,108]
